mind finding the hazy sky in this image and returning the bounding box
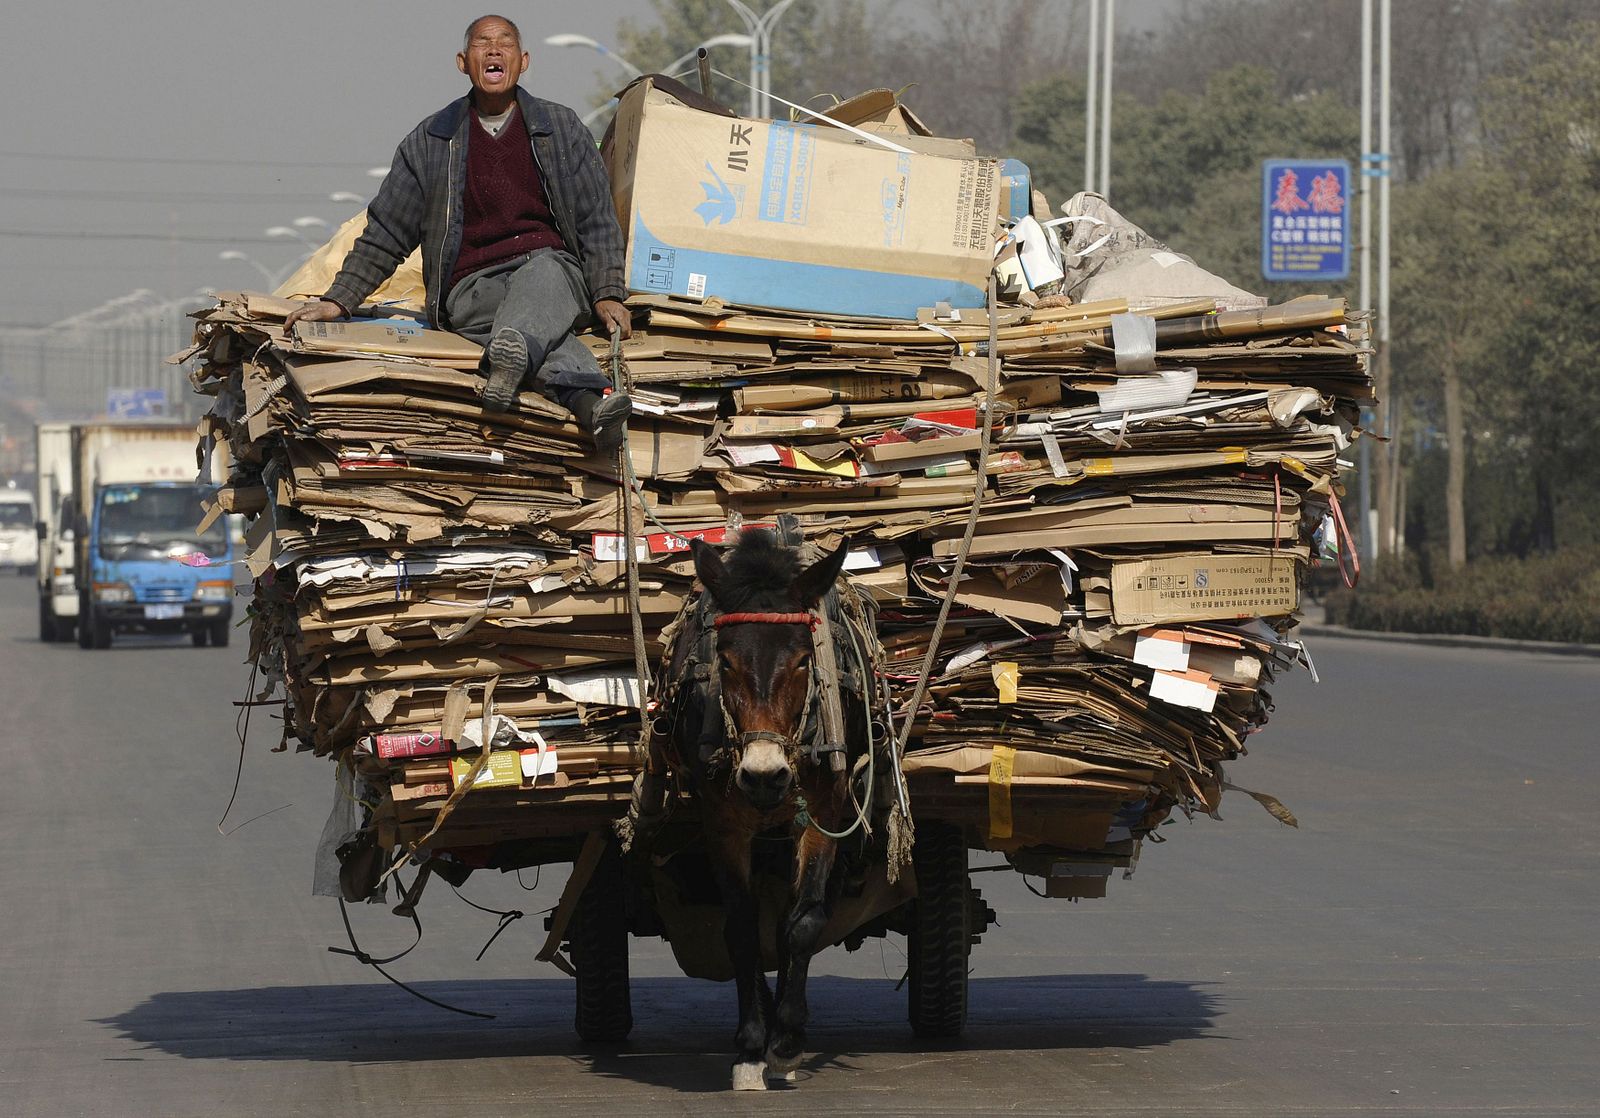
[0,0,1174,332]
[0,1,663,330]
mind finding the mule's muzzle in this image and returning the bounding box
[735,734,794,808]
[736,758,793,808]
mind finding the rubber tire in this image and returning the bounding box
[191,627,209,647]
[76,598,94,649]
[209,619,231,648]
[91,612,112,649]
[39,599,57,643]
[907,821,970,1039]
[571,838,633,1043]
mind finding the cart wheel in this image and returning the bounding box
[907,821,970,1038]
[571,838,632,1042]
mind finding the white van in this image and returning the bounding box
[0,488,38,574]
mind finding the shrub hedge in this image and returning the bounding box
[1322,547,1600,644]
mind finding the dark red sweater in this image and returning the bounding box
[448,105,567,290]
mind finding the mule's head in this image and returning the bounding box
[693,530,849,810]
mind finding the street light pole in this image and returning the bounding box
[717,0,801,118]
[1377,0,1395,556]
[1084,0,1099,195]
[1099,0,1115,199]
[1358,0,1374,561]
[542,33,644,79]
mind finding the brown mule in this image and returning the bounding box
[654,528,873,1089]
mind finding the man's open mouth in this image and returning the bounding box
[485,63,505,77]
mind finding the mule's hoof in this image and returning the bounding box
[732,1061,768,1091]
[768,1067,799,1083]
[764,1046,802,1075]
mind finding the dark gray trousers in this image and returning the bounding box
[444,248,609,398]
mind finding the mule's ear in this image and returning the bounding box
[793,539,850,609]
[692,538,726,598]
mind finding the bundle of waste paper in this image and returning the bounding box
[190,79,1369,887]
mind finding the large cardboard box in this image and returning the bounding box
[607,79,1002,320]
[1110,552,1299,627]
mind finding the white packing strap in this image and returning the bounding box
[917,321,962,345]
[1095,367,1199,415]
[1109,313,1158,374]
[710,68,912,154]
[1039,430,1071,479]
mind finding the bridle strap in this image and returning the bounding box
[714,611,819,629]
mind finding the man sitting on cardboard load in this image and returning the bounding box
[284,14,634,451]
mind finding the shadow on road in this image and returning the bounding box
[97,974,1220,1090]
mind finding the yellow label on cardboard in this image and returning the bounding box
[450,751,523,792]
[988,743,1016,841]
[992,661,1019,704]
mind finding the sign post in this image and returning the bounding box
[1262,159,1350,283]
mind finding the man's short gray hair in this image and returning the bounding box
[464,15,522,50]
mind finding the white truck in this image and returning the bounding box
[34,421,77,641]
[70,422,234,649]
[0,487,37,576]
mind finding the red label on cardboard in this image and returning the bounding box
[374,731,455,760]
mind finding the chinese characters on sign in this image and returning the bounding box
[1261,159,1350,282]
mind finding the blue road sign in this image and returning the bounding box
[106,387,167,418]
[1262,159,1350,282]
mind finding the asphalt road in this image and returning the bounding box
[1,573,1595,1117]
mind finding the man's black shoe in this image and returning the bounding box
[593,391,632,455]
[481,328,528,412]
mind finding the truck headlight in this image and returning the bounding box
[193,580,233,602]
[92,582,133,602]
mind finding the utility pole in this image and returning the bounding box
[1358,0,1374,561]
[1084,0,1099,195]
[1099,0,1115,199]
[1376,0,1396,556]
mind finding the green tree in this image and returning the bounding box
[1479,20,1600,551]
[1391,165,1517,565]
[1012,64,1358,300]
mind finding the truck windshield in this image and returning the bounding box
[97,484,226,561]
[0,503,32,529]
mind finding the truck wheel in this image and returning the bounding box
[39,600,57,643]
[76,598,94,649]
[907,822,970,1039]
[191,627,209,647]
[571,838,632,1043]
[91,612,112,650]
[209,619,231,649]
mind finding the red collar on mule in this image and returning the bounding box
[713,611,819,629]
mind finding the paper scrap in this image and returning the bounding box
[1149,667,1220,712]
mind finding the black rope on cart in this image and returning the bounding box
[328,894,496,1020]
[448,885,552,962]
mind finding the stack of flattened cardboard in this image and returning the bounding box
[190,82,1368,891]
[190,278,1364,881]
[190,294,678,850]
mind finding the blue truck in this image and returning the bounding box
[70,421,235,649]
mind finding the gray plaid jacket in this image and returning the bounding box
[323,88,626,328]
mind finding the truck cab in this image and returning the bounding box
[76,438,234,649]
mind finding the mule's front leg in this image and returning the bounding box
[710,830,772,1089]
[767,825,838,1074]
